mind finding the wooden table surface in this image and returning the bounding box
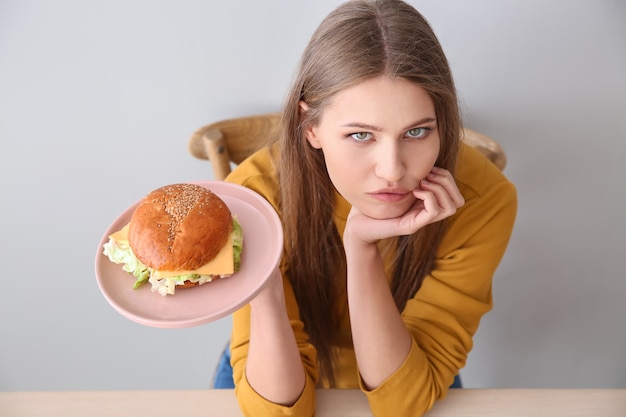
[1,389,625,417]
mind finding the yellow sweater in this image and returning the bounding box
[225,143,517,417]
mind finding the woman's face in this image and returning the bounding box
[304,75,440,220]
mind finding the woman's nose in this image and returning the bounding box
[374,142,405,183]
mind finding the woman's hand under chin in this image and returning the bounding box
[344,167,465,245]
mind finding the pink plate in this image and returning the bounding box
[95,181,283,328]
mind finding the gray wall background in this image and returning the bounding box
[1,0,624,391]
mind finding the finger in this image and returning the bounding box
[428,168,464,207]
[417,180,458,220]
[426,168,465,207]
[411,188,449,223]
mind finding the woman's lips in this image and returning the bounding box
[368,189,411,203]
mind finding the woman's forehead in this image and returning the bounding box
[319,76,435,127]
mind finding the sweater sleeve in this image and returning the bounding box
[230,289,319,417]
[225,154,320,417]
[363,149,518,416]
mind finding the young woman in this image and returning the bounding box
[223,1,517,415]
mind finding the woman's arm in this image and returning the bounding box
[351,150,517,416]
[343,238,412,389]
[225,148,318,416]
[230,266,319,417]
[245,268,306,405]
[343,167,464,389]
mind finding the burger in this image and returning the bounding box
[103,183,243,296]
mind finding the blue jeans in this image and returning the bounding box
[212,347,463,389]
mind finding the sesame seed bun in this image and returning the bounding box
[128,183,233,272]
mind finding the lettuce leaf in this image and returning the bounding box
[232,216,244,272]
[103,216,244,290]
[102,240,150,288]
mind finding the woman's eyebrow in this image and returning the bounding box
[341,122,383,131]
[341,117,436,132]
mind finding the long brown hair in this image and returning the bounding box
[277,0,460,386]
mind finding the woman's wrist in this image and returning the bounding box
[249,274,285,311]
[343,226,379,259]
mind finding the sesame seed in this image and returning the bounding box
[149,183,211,252]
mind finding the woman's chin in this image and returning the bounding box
[357,203,414,220]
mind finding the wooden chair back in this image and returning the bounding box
[188,112,506,180]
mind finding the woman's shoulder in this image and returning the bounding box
[450,142,518,240]
[455,142,516,200]
[224,144,281,213]
[445,142,517,248]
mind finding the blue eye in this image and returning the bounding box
[406,127,430,138]
[349,132,372,141]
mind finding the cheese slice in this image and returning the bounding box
[110,223,234,279]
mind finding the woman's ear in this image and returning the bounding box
[299,100,322,149]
